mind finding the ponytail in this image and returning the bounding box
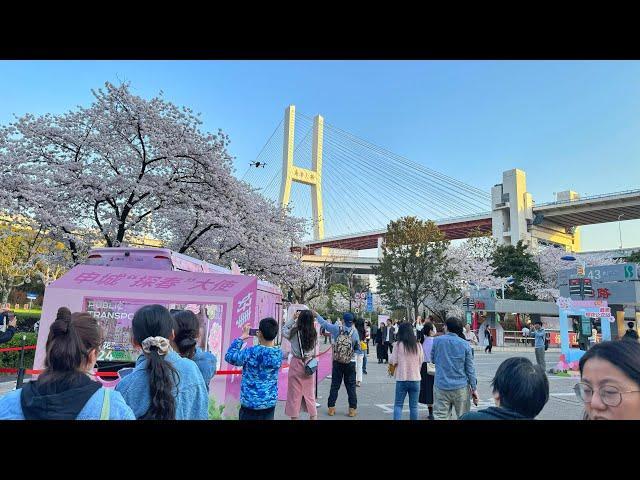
[142,349,177,420]
[132,304,178,420]
[40,307,103,386]
[171,310,200,360]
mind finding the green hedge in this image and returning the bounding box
[0,332,37,369]
[208,397,239,420]
[13,311,41,332]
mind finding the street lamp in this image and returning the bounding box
[618,214,625,250]
[561,255,586,276]
[501,276,514,299]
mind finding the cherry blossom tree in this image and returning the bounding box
[0,82,308,285]
[419,237,508,321]
[280,261,325,304]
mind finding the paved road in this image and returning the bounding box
[274,347,584,420]
[1,348,584,420]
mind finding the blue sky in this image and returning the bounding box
[0,60,638,251]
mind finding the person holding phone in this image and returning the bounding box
[225,317,282,420]
[0,310,17,344]
[282,309,318,420]
[532,321,546,372]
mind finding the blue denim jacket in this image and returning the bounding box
[533,328,546,349]
[116,350,209,420]
[192,347,217,391]
[0,387,136,420]
[431,333,477,391]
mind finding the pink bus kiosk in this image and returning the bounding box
[34,247,283,418]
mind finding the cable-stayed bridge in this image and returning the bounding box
[241,105,640,265]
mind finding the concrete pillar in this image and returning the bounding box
[491,169,533,247]
[556,190,581,252]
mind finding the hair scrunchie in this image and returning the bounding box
[141,336,171,356]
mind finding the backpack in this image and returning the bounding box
[544,336,549,351]
[333,326,355,364]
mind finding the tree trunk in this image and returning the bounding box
[1,288,10,305]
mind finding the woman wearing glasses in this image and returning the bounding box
[574,340,640,420]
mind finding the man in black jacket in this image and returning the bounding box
[0,311,17,344]
[381,321,395,358]
[623,322,639,342]
[460,357,549,420]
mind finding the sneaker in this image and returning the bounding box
[327,375,332,379]
[328,407,336,416]
[363,371,368,375]
[356,381,361,387]
[348,408,357,417]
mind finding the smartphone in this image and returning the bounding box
[249,328,259,336]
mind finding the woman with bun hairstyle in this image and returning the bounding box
[0,307,135,420]
[171,309,217,391]
[116,304,208,420]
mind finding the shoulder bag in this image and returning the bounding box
[298,333,318,376]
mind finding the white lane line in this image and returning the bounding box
[375,399,496,414]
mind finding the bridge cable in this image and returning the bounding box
[321,134,464,219]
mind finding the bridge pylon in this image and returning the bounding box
[279,105,325,242]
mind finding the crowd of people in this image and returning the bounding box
[2,305,640,420]
[379,315,640,421]
[0,304,216,419]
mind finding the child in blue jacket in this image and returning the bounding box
[225,317,282,420]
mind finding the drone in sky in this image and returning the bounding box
[250,161,267,168]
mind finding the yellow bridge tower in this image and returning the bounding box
[279,105,325,241]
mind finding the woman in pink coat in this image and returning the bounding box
[282,310,318,420]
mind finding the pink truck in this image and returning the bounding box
[34,247,282,418]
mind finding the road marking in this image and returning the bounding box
[375,399,495,414]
